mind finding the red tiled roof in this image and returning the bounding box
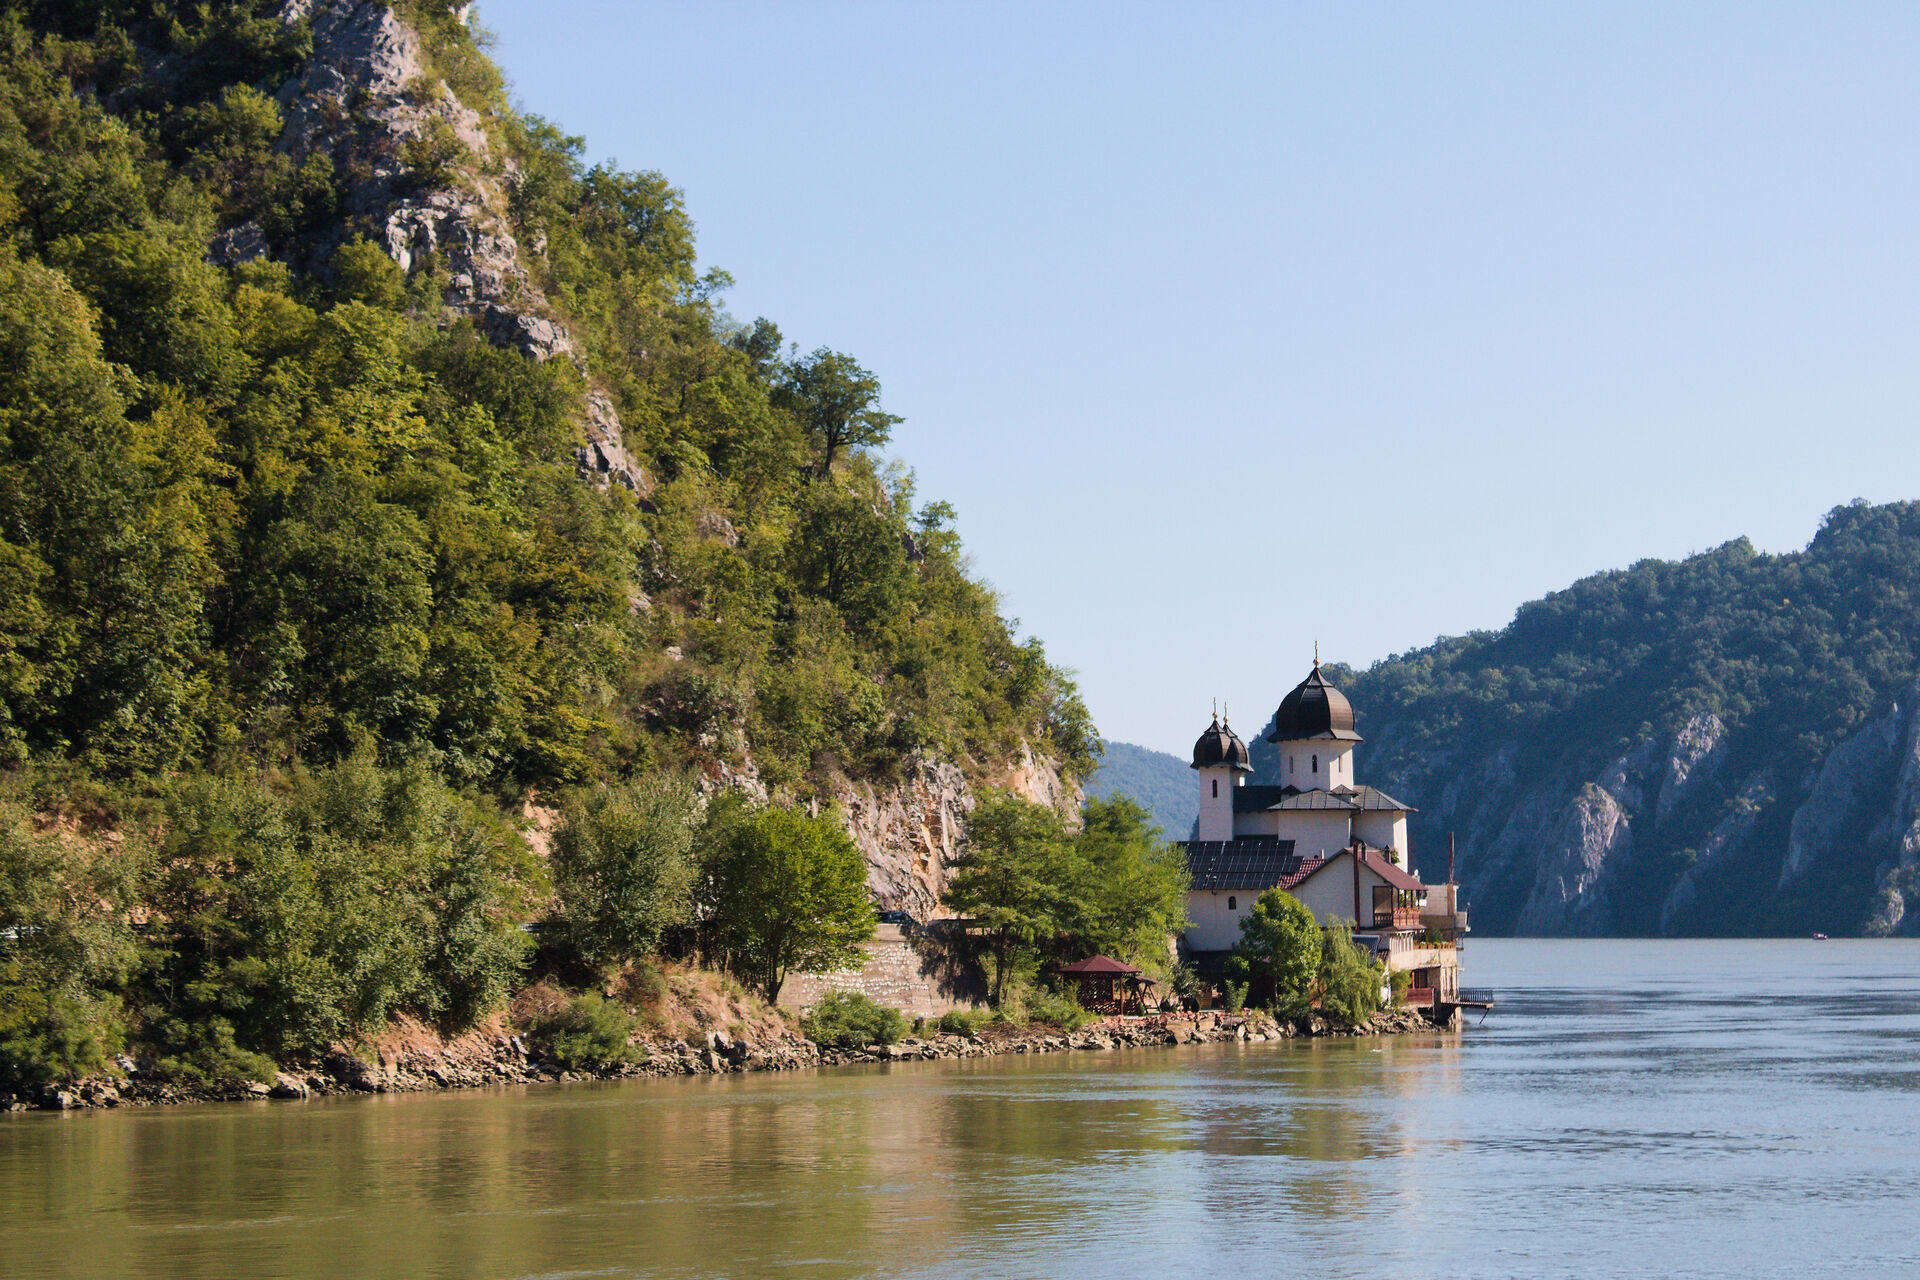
[1058,955,1141,975]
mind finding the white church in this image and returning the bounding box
[1181,662,1466,1005]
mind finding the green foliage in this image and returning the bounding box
[935,1008,982,1037]
[943,792,1075,1006]
[0,804,139,1088]
[699,806,875,1002]
[1221,981,1247,1014]
[1257,500,1920,934]
[1017,983,1095,1031]
[146,758,531,1059]
[1071,796,1189,965]
[1315,921,1384,1026]
[1084,740,1196,841]
[1224,888,1320,998]
[1389,967,1413,1007]
[775,347,902,477]
[801,989,906,1049]
[530,991,641,1070]
[552,779,698,971]
[0,0,1104,1084]
[947,793,1189,1006]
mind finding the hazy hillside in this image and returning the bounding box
[1085,741,1196,840]
[1249,501,1920,938]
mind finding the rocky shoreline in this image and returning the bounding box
[4,1007,1452,1113]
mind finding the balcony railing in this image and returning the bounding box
[1373,905,1423,930]
[1405,987,1436,1007]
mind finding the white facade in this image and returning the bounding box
[1194,765,1239,841]
[1187,889,1254,951]
[1354,810,1409,854]
[1274,739,1356,792]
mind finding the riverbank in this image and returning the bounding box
[4,1006,1448,1112]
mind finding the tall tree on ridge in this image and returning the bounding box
[778,347,901,477]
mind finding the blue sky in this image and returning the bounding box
[481,3,1920,757]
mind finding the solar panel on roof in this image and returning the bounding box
[1182,839,1303,890]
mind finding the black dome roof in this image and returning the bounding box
[1190,716,1253,771]
[1268,665,1362,743]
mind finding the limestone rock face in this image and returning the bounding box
[1659,770,1773,932]
[268,0,647,499]
[1365,671,1920,936]
[826,742,1082,921]
[1778,701,1906,890]
[1658,711,1725,826]
[832,757,972,920]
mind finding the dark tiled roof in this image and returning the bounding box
[1189,716,1253,771]
[1183,839,1321,891]
[1230,784,1295,813]
[1351,785,1415,813]
[1232,785,1359,812]
[1268,664,1363,743]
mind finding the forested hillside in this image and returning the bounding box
[1248,501,1920,938]
[0,0,1098,1094]
[1084,741,1194,840]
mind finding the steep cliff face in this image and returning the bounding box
[1343,688,1920,938]
[265,0,645,493]
[262,0,1079,909]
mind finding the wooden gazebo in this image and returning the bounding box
[1057,955,1154,1016]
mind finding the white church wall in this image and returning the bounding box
[1195,766,1236,841]
[1269,811,1352,857]
[1233,810,1282,837]
[1184,890,1252,952]
[1295,858,1359,923]
[1274,740,1356,792]
[1355,811,1409,853]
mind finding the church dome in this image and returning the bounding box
[1190,716,1252,771]
[1268,664,1363,743]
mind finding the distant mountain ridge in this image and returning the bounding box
[1245,501,1920,938]
[1086,741,1196,841]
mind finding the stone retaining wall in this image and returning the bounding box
[776,923,988,1017]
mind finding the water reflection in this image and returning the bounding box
[3,940,1919,1279]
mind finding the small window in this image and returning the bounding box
[1312,753,1319,772]
[1228,895,1237,910]
[1212,778,1218,798]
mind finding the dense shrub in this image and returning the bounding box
[935,1008,983,1037]
[1019,985,1095,1032]
[801,991,906,1049]
[530,992,641,1070]
[552,782,698,971]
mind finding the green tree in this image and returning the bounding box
[944,792,1074,1007]
[778,348,901,477]
[0,804,141,1090]
[551,780,698,971]
[702,806,874,1001]
[1224,888,1320,1001]
[1316,920,1385,1024]
[1071,795,1189,966]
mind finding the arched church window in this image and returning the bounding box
[1312,753,1319,773]
[1228,896,1237,910]
[1212,779,1218,798]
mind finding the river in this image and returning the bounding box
[3,939,1917,1279]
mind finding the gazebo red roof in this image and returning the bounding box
[1058,955,1141,975]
